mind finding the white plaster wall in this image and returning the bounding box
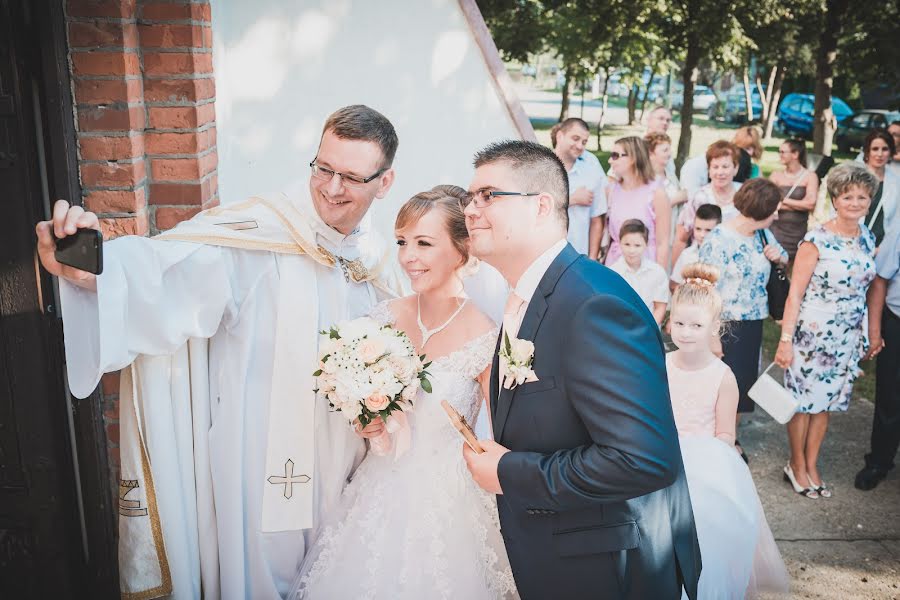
[210,0,523,234]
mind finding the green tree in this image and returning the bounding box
[835,1,900,107]
[812,0,850,155]
[741,0,817,139]
[479,0,655,121]
[654,0,751,168]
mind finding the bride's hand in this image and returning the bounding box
[354,417,385,439]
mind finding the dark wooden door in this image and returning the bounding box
[0,1,116,597]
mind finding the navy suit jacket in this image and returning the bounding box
[492,244,701,600]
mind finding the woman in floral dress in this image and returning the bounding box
[775,163,879,500]
[699,179,788,463]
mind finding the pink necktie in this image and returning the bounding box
[503,292,526,340]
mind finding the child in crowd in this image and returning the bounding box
[668,263,789,599]
[670,203,723,292]
[609,219,670,325]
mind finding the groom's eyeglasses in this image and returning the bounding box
[309,160,386,189]
[460,189,540,209]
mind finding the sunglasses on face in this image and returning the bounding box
[609,152,628,160]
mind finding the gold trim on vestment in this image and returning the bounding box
[151,234,308,256]
[121,415,173,600]
[154,196,388,284]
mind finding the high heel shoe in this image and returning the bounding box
[808,475,832,498]
[783,465,819,499]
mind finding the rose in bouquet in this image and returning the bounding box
[314,316,431,455]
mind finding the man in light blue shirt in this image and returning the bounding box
[857,223,900,490]
[552,118,607,259]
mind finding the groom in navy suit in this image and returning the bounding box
[462,140,701,599]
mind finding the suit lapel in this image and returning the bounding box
[493,244,580,442]
[489,330,501,421]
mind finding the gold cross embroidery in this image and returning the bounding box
[267,459,311,499]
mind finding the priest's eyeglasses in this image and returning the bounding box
[460,189,540,209]
[309,160,386,189]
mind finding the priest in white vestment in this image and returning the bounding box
[37,106,403,599]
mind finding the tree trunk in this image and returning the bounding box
[762,63,785,140]
[676,38,700,170]
[755,65,778,128]
[559,69,571,121]
[639,65,657,122]
[597,66,611,151]
[627,85,638,125]
[742,67,753,125]
[813,0,850,155]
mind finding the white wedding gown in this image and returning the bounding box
[288,301,519,599]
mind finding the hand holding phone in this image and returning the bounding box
[35,200,103,289]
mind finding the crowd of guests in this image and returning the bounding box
[549,108,900,595]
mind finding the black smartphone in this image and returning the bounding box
[54,228,103,275]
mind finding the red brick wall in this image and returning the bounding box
[66,0,219,473]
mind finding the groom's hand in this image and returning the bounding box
[463,439,510,494]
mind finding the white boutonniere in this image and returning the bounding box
[499,331,538,389]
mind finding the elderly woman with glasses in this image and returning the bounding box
[603,136,671,268]
[775,163,878,499]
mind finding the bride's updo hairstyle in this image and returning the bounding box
[394,185,470,268]
[671,263,723,322]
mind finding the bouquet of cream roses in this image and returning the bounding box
[314,316,431,455]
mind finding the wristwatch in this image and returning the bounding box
[779,333,793,343]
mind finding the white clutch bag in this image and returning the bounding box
[748,363,799,424]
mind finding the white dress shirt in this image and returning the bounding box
[510,238,569,310]
[566,154,608,255]
[609,256,670,311]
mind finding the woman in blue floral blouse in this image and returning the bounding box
[699,179,788,461]
[775,163,878,499]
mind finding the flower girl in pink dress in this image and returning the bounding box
[668,263,789,599]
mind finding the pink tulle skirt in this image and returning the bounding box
[679,435,790,599]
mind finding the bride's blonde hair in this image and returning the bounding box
[671,263,723,321]
[395,185,470,268]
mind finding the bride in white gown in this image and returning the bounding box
[289,187,519,599]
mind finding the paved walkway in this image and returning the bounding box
[744,398,900,599]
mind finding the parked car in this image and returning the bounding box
[835,110,900,152]
[671,85,717,112]
[716,86,765,123]
[775,93,853,139]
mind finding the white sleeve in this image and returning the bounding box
[670,252,687,284]
[59,237,236,398]
[653,269,671,304]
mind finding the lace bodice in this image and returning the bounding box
[369,299,498,426]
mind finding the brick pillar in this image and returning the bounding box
[67,0,218,237]
[139,0,219,231]
[68,0,148,239]
[66,0,219,476]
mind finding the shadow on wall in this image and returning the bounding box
[211,0,522,233]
